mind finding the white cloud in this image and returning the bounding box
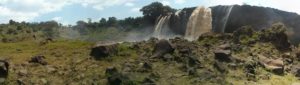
[0,0,70,23]
[131,7,140,12]
[72,0,136,11]
[52,16,62,21]
[174,0,186,4]
[161,0,171,5]
[0,0,137,23]
[125,2,135,7]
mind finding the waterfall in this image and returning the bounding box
[153,14,172,39]
[185,6,212,40]
[175,9,182,16]
[212,5,235,33]
[221,6,234,33]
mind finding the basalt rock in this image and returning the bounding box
[29,55,47,65]
[90,43,118,60]
[0,60,9,83]
[151,39,174,58]
[214,44,232,62]
[258,55,284,75]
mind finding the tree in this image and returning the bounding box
[140,2,175,24]
[107,17,118,27]
[9,20,17,25]
[99,18,107,27]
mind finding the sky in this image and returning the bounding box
[0,0,300,25]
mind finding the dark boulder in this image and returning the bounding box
[0,60,9,83]
[214,44,232,62]
[151,39,174,58]
[90,43,118,60]
[29,55,47,65]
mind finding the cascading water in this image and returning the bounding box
[221,6,234,33]
[175,9,182,16]
[153,14,172,39]
[185,6,212,40]
[212,5,235,33]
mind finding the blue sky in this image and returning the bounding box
[0,0,300,25]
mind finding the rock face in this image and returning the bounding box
[0,60,9,83]
[90,43,118,60]
[151,39,174,58]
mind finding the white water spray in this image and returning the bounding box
[185,6,212,40]
[153,14,172,39]
[221,6,234,33]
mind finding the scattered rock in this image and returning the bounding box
[142,77,156,85]
[18,69,28,76]
[214,44,232,62]
[17,79,25,85]
[138,62,152,72]
[105,67,118,76]
[29,55,47,65]
[40,78,48,84]
[291,64,300,77]
[214,61,227,73]
[258,55,284,75]
[90,43,118,60]
[0,60,9,83]
[105,67,132,85]
[151,39,174,58]
[46,66,57,73]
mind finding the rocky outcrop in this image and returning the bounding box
[259,23,291,51]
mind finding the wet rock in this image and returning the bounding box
[29,55,47,65]
[0,60,9,83]
[151,39,174,58]
[258,55,284,75]
[90,43,118,60]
